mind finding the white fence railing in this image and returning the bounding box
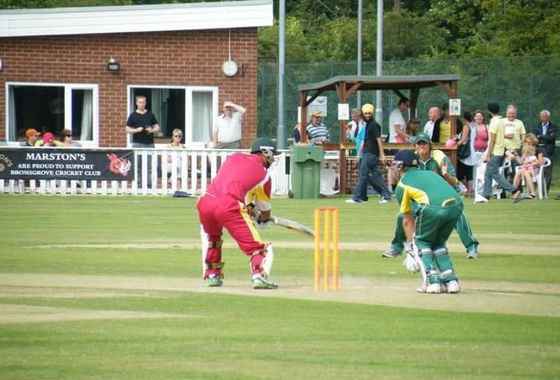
[0,148,291,196]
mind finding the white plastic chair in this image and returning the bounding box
[536,157,551,199]
[514,157,550,199]
[473,159,511,200]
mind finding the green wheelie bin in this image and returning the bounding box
[290,144,324,199]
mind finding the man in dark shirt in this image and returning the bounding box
[126,95,160,147]
[346,103,392,204]
[532,110,556,192]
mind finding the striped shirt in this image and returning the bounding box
[306,122,329,144]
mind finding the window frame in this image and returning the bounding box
[127,84,219,148]
[5,81,99,147]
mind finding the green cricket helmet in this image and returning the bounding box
[250,138,278,155]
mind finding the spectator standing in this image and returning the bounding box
[423,107,441,140]
[346,108,365,154]
[532,110,556,191]
[306,111,330,145]
[126,95,159,186]
[503,105,526,154]
[213,101,246,149]
[502,105,526,180]
[23,128,40,147]
[434,103,451,144]
[346,103,392,204]
[472,110,489,159]
[457,112,477,194]
[388,98,409,143]
[471,110,490,196]
[126,95,160,148]
[480,103,522,202]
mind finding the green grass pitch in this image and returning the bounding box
[1,195,559,379]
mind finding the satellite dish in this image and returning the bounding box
[222,60,238,77]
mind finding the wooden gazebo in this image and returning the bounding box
[297,75,460,193]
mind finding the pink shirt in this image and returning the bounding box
[474,124,489,152]
[207,153,270,202]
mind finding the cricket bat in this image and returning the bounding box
[271,216,315,237]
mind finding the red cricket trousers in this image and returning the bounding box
[197,193,266,276]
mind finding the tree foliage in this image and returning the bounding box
[2,0,559,60]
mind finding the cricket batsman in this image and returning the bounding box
[197,138,278,289]
[391,150,462,294]
[383,132,479,259]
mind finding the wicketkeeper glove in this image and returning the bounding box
[402,241,420,273]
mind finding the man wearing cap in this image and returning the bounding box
[383,132,479,259]
[306,112,330,145]
[346,103,392,204]
[213,101,246,149]
[197,137,279,289]
[23,128,41,147]
[392,149,462,294]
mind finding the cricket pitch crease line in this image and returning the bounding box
[21,241,560,255]
[0,303,197,324]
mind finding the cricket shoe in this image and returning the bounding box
[381,247,402,258]
[345,198,364,204]
[426,283,442,294]
[207,274,223,287]
[446,280,461,294]
[474,194,488,204]
[252,274,278,289]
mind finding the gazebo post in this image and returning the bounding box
[336,82,349,194]
[409,88,419,119]
[299,91,308,143]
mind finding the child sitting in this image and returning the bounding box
[511,133,544,200]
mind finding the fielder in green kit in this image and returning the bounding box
[383,132,479,259]
[392,150,462,294]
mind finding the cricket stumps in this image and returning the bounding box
[314,207,340,291]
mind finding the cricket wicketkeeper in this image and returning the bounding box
[197,138,279,289]
[391,150,462,294]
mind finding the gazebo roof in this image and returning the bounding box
[298,75,460,93]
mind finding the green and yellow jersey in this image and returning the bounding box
[395,168,462,215]
[417,149,458,186]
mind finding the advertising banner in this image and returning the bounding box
[0,148,134,181]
